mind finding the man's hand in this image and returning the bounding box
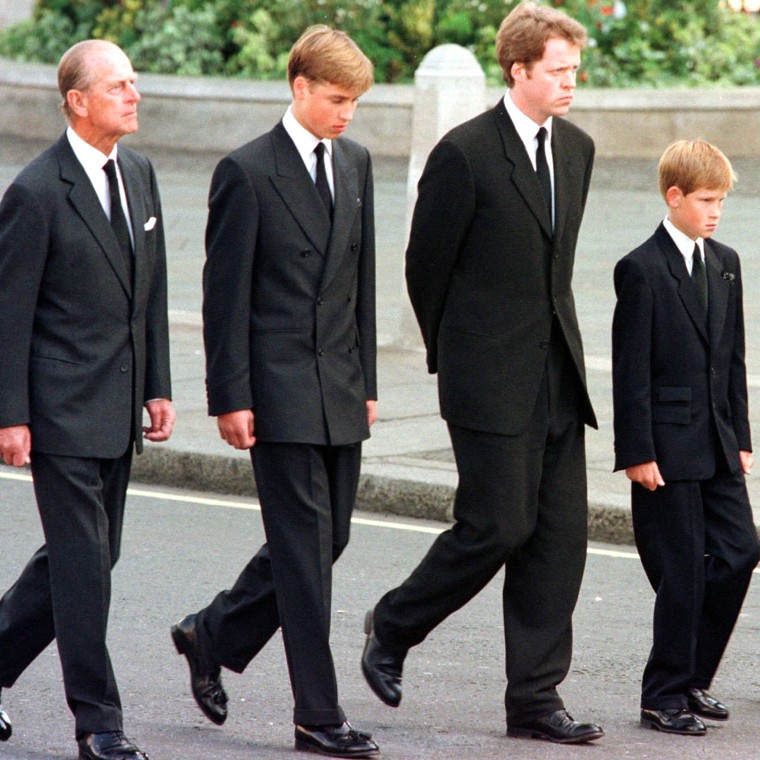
[625,460,665,491]
[143,399,176,442]
[740,450,753,476]
[217,410,256,450]
[366,400,377,428]
[0,425,31,466]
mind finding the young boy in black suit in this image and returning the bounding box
[612,139,759,736]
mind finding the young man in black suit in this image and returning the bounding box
[171,26,379,759]
[361,1,603,745]
[0,40,174,760]
[612,139,759,736]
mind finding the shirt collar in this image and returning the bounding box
[664,216,703,261]
[282,106,333,167]
[66,125,117,171]
[503,90,553,155]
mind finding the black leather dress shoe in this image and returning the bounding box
[361,609,404,707]
[171,613,228,725]
[78,731,149,760]
[640,707,706,735]
[686,687,729,721]
[0,697,11,742]
[295,722,379,758]
[508,709,604,744]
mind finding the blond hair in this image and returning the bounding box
[496,1,587,87]
[658,139,736,198]
[287,25,374,95]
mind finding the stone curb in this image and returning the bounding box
[130,446,635,545]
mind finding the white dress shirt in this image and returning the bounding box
[664,216,703,275]
[282,106,334,199]
[503,91,554,224]
[66,126,134,245]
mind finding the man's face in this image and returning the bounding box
[291,76,360,140]
[510,37,581,124]
[75,46,141,148]
[667,186,727,240]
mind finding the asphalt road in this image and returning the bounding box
[2,468,760,759]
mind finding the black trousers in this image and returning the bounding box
[0,450,132,737]
[197,441,362,726]
[373,341,588,725]
[632,465,759,710]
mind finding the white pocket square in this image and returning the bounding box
[144,216,157,231]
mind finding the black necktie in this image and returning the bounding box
[314,142,333,221]
[691,243,708,314]
[535,127,552,225]
[103,159,133,282]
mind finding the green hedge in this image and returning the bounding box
[1,0,759,86]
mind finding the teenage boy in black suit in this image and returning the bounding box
[612,139,759,736]
[171,26,379,759]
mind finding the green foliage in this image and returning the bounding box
[1,0,759,87]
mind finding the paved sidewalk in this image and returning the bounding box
[2,136,760,542]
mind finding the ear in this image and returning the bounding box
[665,186,683,209]
[67,89,88,119]
[511,61,526,83]
[292,75,311,101]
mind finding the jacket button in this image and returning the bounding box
[351,243,359,251]
[120,365,128,373]
[317,297,324,306]
[539,340,549,349]
[300,249,311,257]
[318,349,325,357]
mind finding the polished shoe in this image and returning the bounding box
[78,731,149,760]
[640,707,706,735]
[171,613,228,725]
[686,687,729,721]
[295,722,379,758]
[361,609,405,708]
[0,694,11,742]
[508,709,604,744]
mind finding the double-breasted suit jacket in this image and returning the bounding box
[203,121,376,444]
[612,224,750,479]
[405,100,597,435]
[0,133,171,456]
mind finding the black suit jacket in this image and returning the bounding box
[202,122,376,446]
[0,133,171,457]
[405,101,596,436]
[612,224,750,480]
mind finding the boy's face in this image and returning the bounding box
[291,76,360,140]
[666,185,727,240]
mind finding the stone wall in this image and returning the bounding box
[1,56,759,158]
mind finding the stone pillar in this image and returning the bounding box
[398,44,487,346]
[0,0,34,28]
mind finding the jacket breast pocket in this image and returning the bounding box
[652,386,691,425]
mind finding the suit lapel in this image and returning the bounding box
[320,140,359,292]
[493,102,553,239]
[656,224,708,343]
[119,152,146,306]
[551,122,583,244]
[705,241,730,348]
[269,123,331,255]
[56,136,132,298]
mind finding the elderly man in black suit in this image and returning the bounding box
[0,40,174,760]
[361,1,604,745]
[170,25,379,759]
